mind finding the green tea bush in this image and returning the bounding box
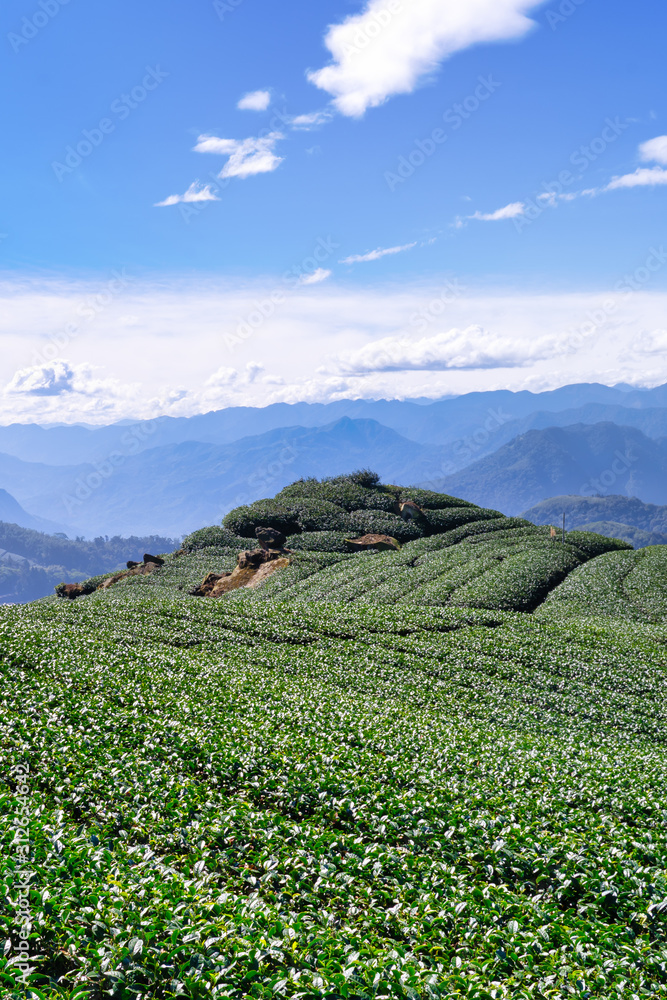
[286,530,351,552]
[276,479,398,512]
[398,487,477,509]
[348,508,423,541]
[182,525,246,551]
[327,467,381,488]
[1,595,667,997]
[422,505,501,533]
[224,498,351,536]
[565,529,632,558]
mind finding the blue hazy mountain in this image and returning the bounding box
[0,419,454,537]
[428,423,667,515]
[1,382,665,468]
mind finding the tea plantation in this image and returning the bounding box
[1,475,666,999]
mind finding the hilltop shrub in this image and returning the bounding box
[286,531,352,553]
[275,479,398,512]
[224,498,352,537]
[565,529,633,559]
[423,506,501,533]
[398,488,477,510]
[328,468,382,488]
[182,526,246,552]
[348,509,422,541]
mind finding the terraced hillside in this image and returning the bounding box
[537,545,667,624]
[2,474,666,999]
[2,592,667,998]
[77,476,632,615]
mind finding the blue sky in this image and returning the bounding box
[1,0,666,424]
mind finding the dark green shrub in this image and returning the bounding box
[224,498,352,537]
[224,502,300,538]
[287,531,352,553]
[423,507,502,533]
[397,488,476,510]
[348,509,423,542]
[276,480,397,512]
[565,530,633,559]
[328,468,382,489]
[183,526,246,552]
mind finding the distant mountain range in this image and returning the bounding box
[522,495,667,549]
[0,418,456,537]
[1,381,666,538]
[1,381,666,467]
[0,487,66,534]
[429,423,667,514]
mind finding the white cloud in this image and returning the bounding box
[639,135,667,165]
[155,181,220,207]
[340,242,416,264]
[237,89,271,111]
[632,329,667,356]
[308,0,547,117]
[290,110,333,130]
[299,268,332,285]
[194,132,284,179]
[469,201,526,222]
[2,277,667,425]
[6,360,77,396]
[605,166,667,190]
[324,326,558,374]
[5,360,141,403]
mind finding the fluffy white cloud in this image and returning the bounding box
[2,277,666,425]
[639,135,667,165]
[5,360,141,404]
[632,329,667,356]
[469,201,526,222]
[237,90,271,111]
[323,326,558,374]
[194,132,284,178]
[299,268,332,285]
[606,166,667,190]
[6,360,77,395]
[308,0,546,117]
[598,136,667,192]
[340,242,416,264]
[154,181,220,208]
[289,110,332,130]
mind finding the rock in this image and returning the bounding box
[58,583,86,599]
[127,560,140,569]
[255,526,287,551]
[399,500,424,522]
[143,553,165,566]
[191,571,232,597]
[193,548,291,598]
[345,534,401,552]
